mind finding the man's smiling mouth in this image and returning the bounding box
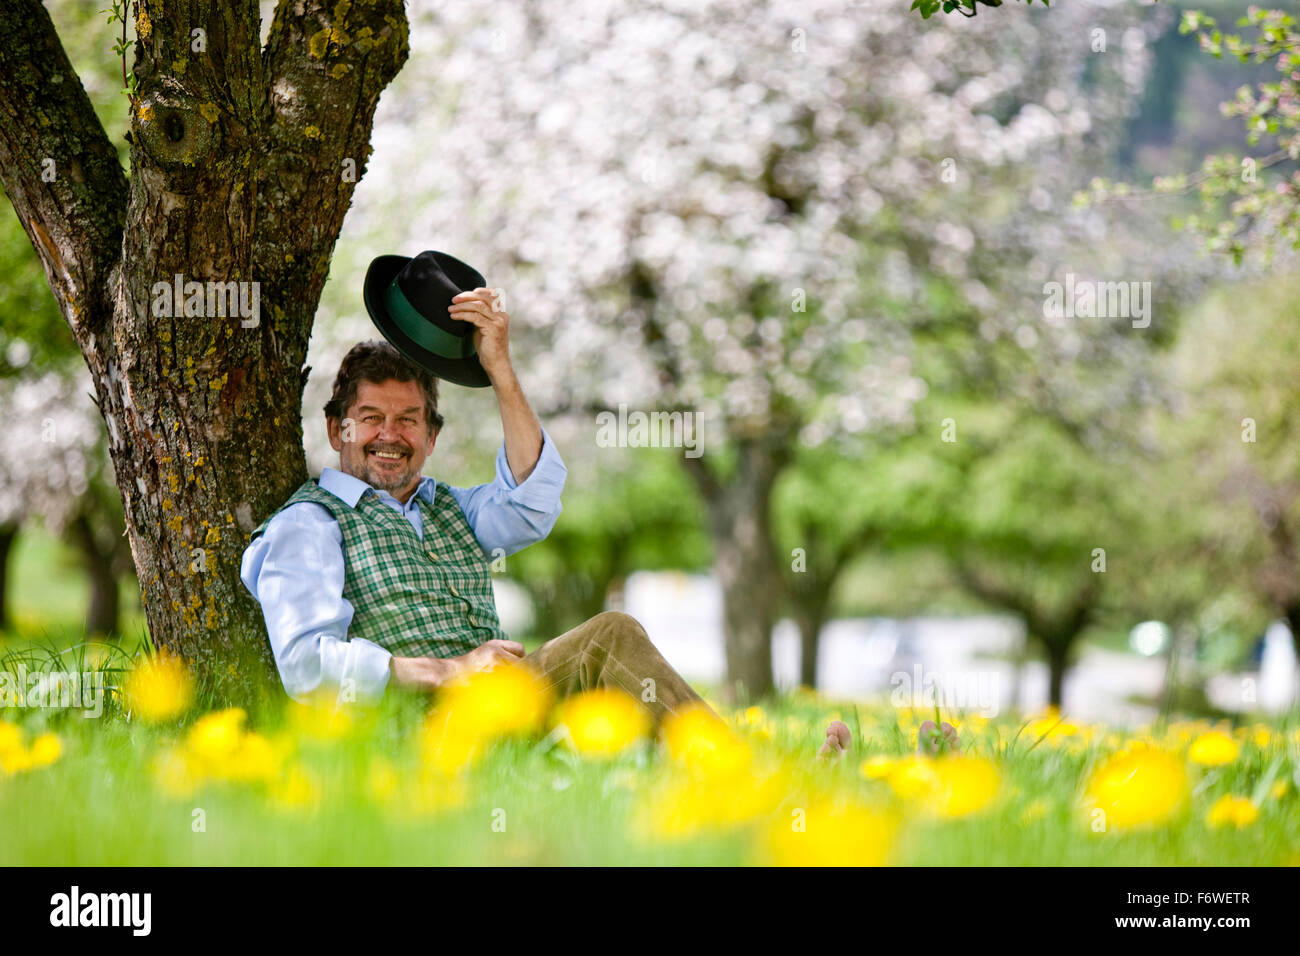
[367,446,410,463]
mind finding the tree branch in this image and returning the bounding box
[257,0,410,291]
[0,0,128,345]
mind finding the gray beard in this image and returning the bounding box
[361,463,418,492]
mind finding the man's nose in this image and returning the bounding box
[376,418,398,441]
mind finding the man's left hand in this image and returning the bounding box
[448,287,513,382]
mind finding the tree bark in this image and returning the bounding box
[685,437,789,704]
[69,512,121,637]
[784,527,865,690]
[796,606,825,690]
[0,0,410,703]
[1284,601,1300,660]
[0,522,17,633]
[1045,640,1068,710]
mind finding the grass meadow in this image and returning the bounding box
[1,528,1296,866]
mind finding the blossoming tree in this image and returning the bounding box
[0,0,411,697]
[343,0,1164,699]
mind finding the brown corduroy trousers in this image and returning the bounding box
[522,610,721,730]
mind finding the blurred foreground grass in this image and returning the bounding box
[1,645,1296,866]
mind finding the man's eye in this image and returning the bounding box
[400,417,415,425]
[363,415,381,424]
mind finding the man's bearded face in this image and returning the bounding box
[329,378,438,502]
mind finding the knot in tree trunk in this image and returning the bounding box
[133,92,217,178]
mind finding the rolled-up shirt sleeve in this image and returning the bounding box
[446,426,567,559]
[239,502,393,705]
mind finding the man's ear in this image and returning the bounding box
[327,416,343,453]
[425,425,439,456]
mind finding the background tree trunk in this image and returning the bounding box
[68,512,120,637]
[686,437,789,703]
[1045,639,1068,710]
[0,0,410,704]
[796,607,825,690]
[0,522,17,633]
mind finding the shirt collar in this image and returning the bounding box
[318,467,438,509]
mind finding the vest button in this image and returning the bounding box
[449,585,460,596]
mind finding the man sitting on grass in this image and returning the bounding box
[241,287,900,757]
[242,313,746,733]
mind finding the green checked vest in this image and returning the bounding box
[253,478,507,658]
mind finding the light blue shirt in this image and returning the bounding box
[240,428,566,704]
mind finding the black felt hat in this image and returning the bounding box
[362,250,492,388]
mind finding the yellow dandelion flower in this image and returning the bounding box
[1025,712,1080,743]
[860,754,895,780]
[637,763,787,839]
[1251,726,1272,749]
[286,692,355,741]
[554,687,650,757]
[185,707,247,764]
[923,756,1002,818]
[223,731,282,783]
[884,755,939,800]
[880,754,1001,818]
[1084,746,1189,830]
[1271,781,1287,800]
[420,711,488,777]
[437,661,554,741]
[1188,731,1239,766]
[660,703,751,775]
[0,720,22,755]
[760,800,899,867]
[0,745,32,774]
[734,706,776,740]
[27,732,61,768]
[1207,795,1258,828]
[123,652,193,722]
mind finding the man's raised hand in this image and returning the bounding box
[447,287,512,382]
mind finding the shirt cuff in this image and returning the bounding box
[328,636,393,705]
[493,427,567,511]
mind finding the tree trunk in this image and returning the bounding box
[685,438,788,704]
[0,522,16,633]
[1045,641,1068,710]
[0,0,410,704]
[797,607,825,690]
[1284,602,1300,660]
[69,512,120,638]
[790,560,835,690]
[1011,628,1028,713]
